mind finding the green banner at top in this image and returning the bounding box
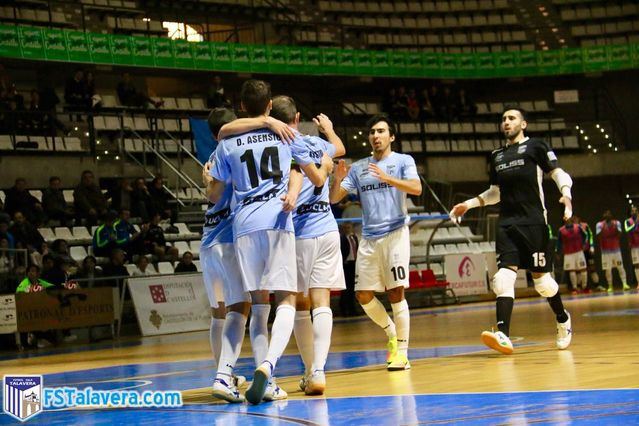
[1,25,638,79]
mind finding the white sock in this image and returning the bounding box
[569,271,578,289]
[249,304,270,367]
[617,266,627,284]
[294,310,314,375]
[215,312,247,380]
[264,304,296,370]
[361,297,396,338]
[591,271,599,285]
[210,318,224,369]
[391,300,410,357]
[634,267,639,284]
[579,271,588,290]
[311,307,333,372]
[605,269,613,287]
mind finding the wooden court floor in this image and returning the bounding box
[1,291,638,424]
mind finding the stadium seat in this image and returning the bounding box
[70,246,88,263]
[38,228,56,242]
[157,261,174,274]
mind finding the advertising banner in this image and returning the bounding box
[444,253,488,296]
[127,274,210,336]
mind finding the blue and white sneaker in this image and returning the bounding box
[263,377,288,401]
[246,361,273,405]
[212,378,245,403]
[556,311,572,350]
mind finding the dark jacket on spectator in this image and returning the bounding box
[73,183,107,217]
[42,187,67,219]
[4,186,39,218]
[174,262,197,273]
[9,221,43,250]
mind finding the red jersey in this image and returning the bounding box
[559,224,585,255]
[625,216,639,248]
[596,220,621,252]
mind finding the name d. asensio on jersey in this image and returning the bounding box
[236,133,282,146]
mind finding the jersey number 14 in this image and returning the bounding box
[240,147,282,188]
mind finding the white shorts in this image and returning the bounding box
[296,231,346,295]
[355,226,410,292]
[235,230,297,293]
[201,243,249,308]
[563,251,587,271]
[632,247,639,265]
[601,251,623,270]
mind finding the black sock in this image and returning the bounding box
[496,297,514,336]
[547,293,569,323]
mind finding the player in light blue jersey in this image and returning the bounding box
[209,80,334,405]
[330,114,422,371]
[221,95,346,396]
[199,108,251,403]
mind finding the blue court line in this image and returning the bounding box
[8,389,639,425]
[33,344,502,392]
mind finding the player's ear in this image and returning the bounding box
[266,99,273,114]
[521,119,527,130]
[240,101,246,113]
[295,112,300,126]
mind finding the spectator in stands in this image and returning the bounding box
[429,85,442,119]
[27,89,45,134]
[131,178,152,222]
[50,239,77,269]
[29,241,49,268]
[406,88,420,121]
[100,249,129,286]
[41,255,69,288]
[114,209,142,258]
[393,86,409,119]
[382,88,396,116]
[42,176,71,225]
[73,255,103,288]
[0,238,14,278]
[117,72,162,109]
[16,264,54,293]
[85,71,102,109]
[10,211,44,255]
[65,68,88,120]
[440,86,456,120]
[131,255,152,277]
[455,88,477,118]
[92,210,118,257]
[140,213,178,261]
[73,170,108,226]
[37,81,68,136]
[0,220,15,249]
[0,200,10,224]
[419,88,434,120]
[108,178,133,213]
[148,176,175,222]
[2,264,25,294]
[174,251,197,273]
[206,75,229,108]
[4,178,45,225]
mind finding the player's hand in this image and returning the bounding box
[560,196,572,221]
[266,116,295,144]
[202,161,212,185]
[450,202,469,222]
[368,163,389,183]
[589,247,595,255]
[320,153,334,174]
[280,192,298,212]
[334,159,348,181]
[313,113,333,135]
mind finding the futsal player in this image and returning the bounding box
[329,114,422,371]
[597,210,630,291]
[451,106,573,354]
[209,79,334,404]
[574,215,600,291]
[625,206,639,287]
[557,217,588,293]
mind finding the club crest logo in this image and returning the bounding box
[458,256,475,278]
[3,375,43,422]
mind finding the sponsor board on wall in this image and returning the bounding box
[127,274,210,336]
[444,253,488,296]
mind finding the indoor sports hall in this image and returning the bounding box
[0,0,638,424]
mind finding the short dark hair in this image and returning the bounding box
[366,114,396,137]
[270,95,297,125]
[49,176,60,183]
[501,105,527,122]
[208,107,237,137]
[240,79,271,117]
